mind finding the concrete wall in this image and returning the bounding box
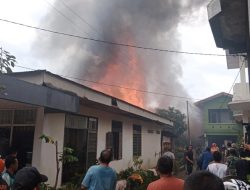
[79,106,162,172]
[32,107,44,169]
[38,113,65,187]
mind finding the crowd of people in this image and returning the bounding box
[81,145,250,190]
[196,142,250,181]
[0,149,48,190]
[1,143,250,190]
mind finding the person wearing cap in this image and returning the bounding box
[1,156,18,190]
[13,167,48,190]
[81,149,117,190]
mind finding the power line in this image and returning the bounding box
[0,18,242,57]
[14,63,200,101]
[43,0,92,37]
[14,62,244,105]
[60,0,100,35]
[46,0,142,75]
[218,57,246,109]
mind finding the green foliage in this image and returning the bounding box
[40,134,55,144]
[156,107,187,137]
[0,47,16,74]
[39,183,79,190]
[40,134,78,189]
[59,147,79,164]
[118,157,159,190]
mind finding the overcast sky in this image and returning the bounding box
[0,0,240,103]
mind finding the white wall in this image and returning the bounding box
[32,107,44,169]
[141,124,162,169]
[39,113,65,187]
[79,106,162,172]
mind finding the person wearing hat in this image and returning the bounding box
[13,167,48,190]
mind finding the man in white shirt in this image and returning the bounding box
[207,151,227,178]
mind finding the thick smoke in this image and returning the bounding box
[32,0,206,110]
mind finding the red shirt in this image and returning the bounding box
[0,159,4,174]
[147,176,184,190]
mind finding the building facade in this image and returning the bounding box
[207,0,250,144]
[196,92,242,147]
[0,70,174,186]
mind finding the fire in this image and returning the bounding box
[91,37,146,108]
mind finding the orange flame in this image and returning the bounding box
[92,37,146,108]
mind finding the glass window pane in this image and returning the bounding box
[14,110,36,124]
[65,115,87,129]
[133,125,141,157]
[0,126,11,157]
[0,110,12,125]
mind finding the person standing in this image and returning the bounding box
[147,156,184,190]
[226,149,239,176]
[1,156,18,190]
[200,147,213,170]
[81,149,117,190]
[207,151,227,178]
[185,145,194,175]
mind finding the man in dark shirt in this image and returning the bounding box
[185,145,193,175]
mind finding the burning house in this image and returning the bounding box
[0,70,173,186]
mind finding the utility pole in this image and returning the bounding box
[186,101,191,145]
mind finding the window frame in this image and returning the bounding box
[133,124,142,157]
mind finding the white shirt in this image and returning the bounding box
[207,162,227,178]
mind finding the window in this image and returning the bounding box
[208,109,232,123]
[133,125,141,157]
[0,109,36,168]
[112,121,122,160]
[87,118,98,168]
[106,121,122,160]
[63,114,98,183]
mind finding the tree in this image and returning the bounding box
[0,47,16,74]
[40,134,78,189]
[156,107,187,137]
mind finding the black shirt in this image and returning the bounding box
[185,150,193,165]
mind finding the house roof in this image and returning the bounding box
[195,92,233,107]
[7,70,173,126]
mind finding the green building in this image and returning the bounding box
[196,92,242,147]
